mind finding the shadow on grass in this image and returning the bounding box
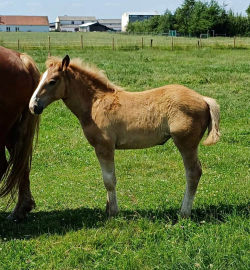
[0,203,249,240]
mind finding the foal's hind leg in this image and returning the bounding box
[180,149,202,217]
[95,146,119,217]
[173,137,202,218]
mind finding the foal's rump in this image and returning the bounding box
[163,85,220,147]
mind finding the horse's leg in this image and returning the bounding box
[179,148,202,218]
[6,123,36,221]
[95,146,119,216]
[173,135,202,218]
[7,174,35,221]
[7,169,36,221]
[0,143,8,179]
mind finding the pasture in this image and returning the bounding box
[0,35,250,269]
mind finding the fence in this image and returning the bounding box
[1,32,250,52]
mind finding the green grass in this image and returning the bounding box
[1,32,250,51]
[0,47,250,269]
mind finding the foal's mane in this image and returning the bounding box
[46,56,123,92]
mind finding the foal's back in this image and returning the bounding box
[93,84,210,150]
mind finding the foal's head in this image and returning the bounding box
[29,55,70,115]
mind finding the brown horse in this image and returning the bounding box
[29,55,220,218]
[0,46,40,221]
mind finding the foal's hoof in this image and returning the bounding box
[105,202,119,217]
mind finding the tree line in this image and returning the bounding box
[127,0,250,37]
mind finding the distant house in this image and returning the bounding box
[97,19,121,31]
[121,12,159,32]
[0,15,49,32]
[55,16,96,32]
[79,21,115,32]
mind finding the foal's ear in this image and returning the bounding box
[62,55,70,70]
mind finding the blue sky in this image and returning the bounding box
[0,0,249,22]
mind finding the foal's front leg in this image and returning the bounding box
[95,147,119,217]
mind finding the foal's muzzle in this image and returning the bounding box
[33,104,44,115]
[29,98,44,115]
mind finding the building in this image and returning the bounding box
[121,12,159,32]
[0,15,49,32]
[97,19,121,31]
[55,16,96,32]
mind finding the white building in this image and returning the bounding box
[0,15,49,32]
[121,12,159,32]
[55,16,96,32]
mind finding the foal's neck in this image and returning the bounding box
[63,67,116,121]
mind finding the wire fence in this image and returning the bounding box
[1,32,250,52]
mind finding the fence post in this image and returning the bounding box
[150,39,153,48]
[171,37,174,51]
[81,35,83,50]
[233,36,236,49]
[48,36,51,56]
[142,37,144,49]
[200,34,202,48]
[112,37,114,50]
[17,39,19,50]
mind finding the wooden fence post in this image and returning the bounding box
[142,37,144,49]
[48,36,51,56]
[171,37,174,51]
[233,36,236,49]
[81,35,83,50]
[150,39,153,48]
[17,39,19,50]
[112,37,114,50]
[200,34,202,48]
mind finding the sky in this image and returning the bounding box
[0,0,249,22]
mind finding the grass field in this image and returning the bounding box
[1,32,250,50]
[0,44,250,269]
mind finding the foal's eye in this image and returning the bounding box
[49,79,56,85]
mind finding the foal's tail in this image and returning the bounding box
[0,54,40,198]
[203,96,220,146]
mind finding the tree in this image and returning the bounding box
[246,4,250,17]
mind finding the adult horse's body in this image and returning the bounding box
[29,55,220,217]
[0,46,40,221]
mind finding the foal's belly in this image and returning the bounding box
[115,130,171,150]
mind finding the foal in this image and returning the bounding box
[29,55,220,218]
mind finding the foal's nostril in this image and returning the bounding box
[33,104,43,115]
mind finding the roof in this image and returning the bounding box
[57,16,96,21]
[79,22,98,27]
[60,25,82,28]
[0,15,49,26]
[98,19,121,24]
[123,12,159,16]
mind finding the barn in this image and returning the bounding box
[79,21,117,32]
[121,12,159,32]
[0,15,49,32]
[97,19,121,31]
[55,16,96,32]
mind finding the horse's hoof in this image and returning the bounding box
[6,213,23,223]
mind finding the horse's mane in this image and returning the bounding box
[46,56,123,92]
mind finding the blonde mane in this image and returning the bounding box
[46,56,123,92]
